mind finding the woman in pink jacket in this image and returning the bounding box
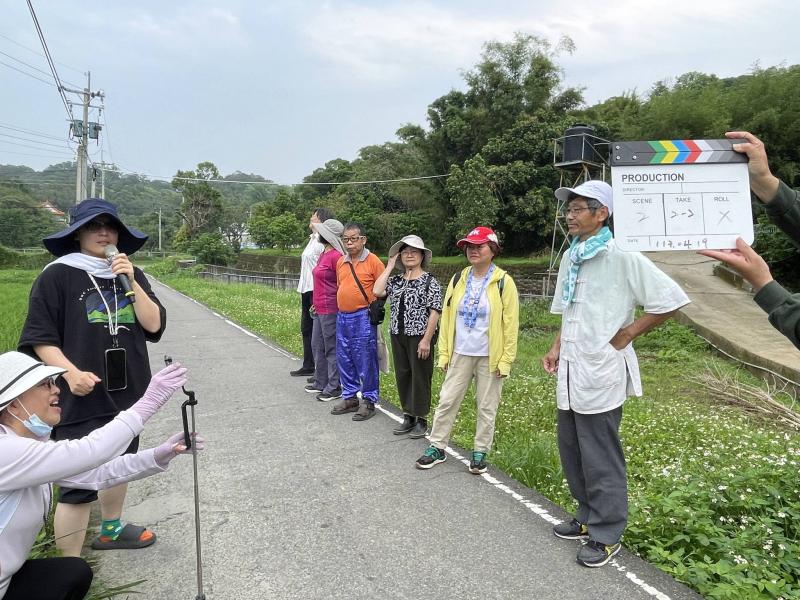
[0,351,202,600]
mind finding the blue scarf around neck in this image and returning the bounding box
[562,226,612,304]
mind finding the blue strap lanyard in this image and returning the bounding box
[460,264,494,329]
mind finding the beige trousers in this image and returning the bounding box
[428,353,505,453]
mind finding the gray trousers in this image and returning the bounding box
[311,312,340,394]
[557,403,627,545]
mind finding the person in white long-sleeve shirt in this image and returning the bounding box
[0,352,202,600]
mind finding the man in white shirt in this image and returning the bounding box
[542,180,690,567]
[291,208,333,377]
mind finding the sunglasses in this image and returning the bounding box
[83,219,118,232]
[34,375,60,390]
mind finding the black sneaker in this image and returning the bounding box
[577,540,621,567]
[553,518,589,540]
[415,446,446,470]
[393,415,415,435]
[469,451,487,474]
[316,389,342,402]
[408,418,427,439]
[290,367,315,377]
[304,383,322,394]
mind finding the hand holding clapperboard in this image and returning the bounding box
[610,136,752,251]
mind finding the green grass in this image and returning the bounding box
[0,270,37,352]
[6,264,800,599]
[156,270,800,600]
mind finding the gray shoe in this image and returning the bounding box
[331,397,359,415]
[553,518,589,540]
[576,540,621,567]
[352,403,376,421]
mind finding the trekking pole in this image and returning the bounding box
[165,356,205,600]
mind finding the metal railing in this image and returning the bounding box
[198,264,299,290]
[196,264,555,298]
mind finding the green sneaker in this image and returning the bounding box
[469,451,487,474]
[415,446,446,470]
[577,540,621,567]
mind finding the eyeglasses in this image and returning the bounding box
[34,376,59,390]
[564,206,597,216]
[84,219,118,232]
[342,236,365,244]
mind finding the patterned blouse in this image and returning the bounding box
[385,272,443,336]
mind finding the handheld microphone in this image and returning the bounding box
[104,244,136,303]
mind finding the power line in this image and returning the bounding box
[113,164,450,187]
[0,132,72,150]
[26,0,73,123]
[0,48,80,89]
[0,122,67,142]
[0,58,55,86]
[0,31,83,74]
[0,149,75,160]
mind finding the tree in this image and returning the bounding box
[266,213,305,250]
[172,162,224,240]
[446,155,499,244]
[0,184,62,248]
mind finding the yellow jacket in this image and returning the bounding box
[437,265,519,376]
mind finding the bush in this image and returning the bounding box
[188,233,235,266]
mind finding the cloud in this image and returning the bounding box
[121,6,247,53]
[302,2,553,82]
[301,0,764,83]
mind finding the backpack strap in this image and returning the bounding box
[444,270,462,308]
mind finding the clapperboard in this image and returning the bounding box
[610,139,753,251]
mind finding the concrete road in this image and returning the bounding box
[94,279,700,599]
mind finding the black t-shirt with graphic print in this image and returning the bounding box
[385,272,443,336]
[18,264,166,426]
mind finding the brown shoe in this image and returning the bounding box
[331,397,359,415]
[352,402,376,421]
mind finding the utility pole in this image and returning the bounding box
[64,72,104,204]
[158,205,163,252]
[74,71,90,204]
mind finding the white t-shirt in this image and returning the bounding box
[297,234,324,294]
[454,280,491,356]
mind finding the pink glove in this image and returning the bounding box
[154,431,206,467]
[131,363,188,423]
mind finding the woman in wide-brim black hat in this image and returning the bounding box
[18,197,169,556]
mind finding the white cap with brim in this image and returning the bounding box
[554,180,613,215]
[0,351,66,411]
[388,234,432,268]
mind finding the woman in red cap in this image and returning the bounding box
[18,198,166,556]
[414,226,519,473]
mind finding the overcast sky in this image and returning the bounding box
[2,0,798,184]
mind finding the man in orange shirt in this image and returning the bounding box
[331,223,385,421]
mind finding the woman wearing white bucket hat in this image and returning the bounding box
[0,351,202,600]
[374,235,442,437]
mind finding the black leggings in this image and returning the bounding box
[5,557,93,600]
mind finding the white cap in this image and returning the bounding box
[555,180,613,215]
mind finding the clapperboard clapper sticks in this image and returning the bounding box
[610,139,753,252]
